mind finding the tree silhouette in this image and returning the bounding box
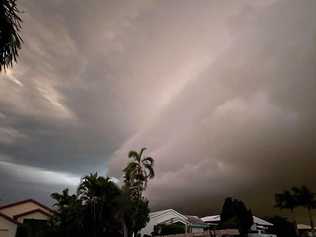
[275,190,298,221]
[266,216,297,237]
[220,197,254,236]
[51,174,126,237]
[291,186,315,236]
[122,148,154,237]
[123,147,155,200]
[0,0,22,71]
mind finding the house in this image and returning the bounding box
[297,224,313,237]
[0,213,18,237]
[140,209,208,236]
[0,199,54,237]
[186,215,209,233]
[201,215,276,237]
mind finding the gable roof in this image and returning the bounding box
[0,212,19,224]
[186,215,209,227]
[13,208,53,220]
[252,216,273,226]
[201,215,220,222]
[150,209,188,221]
[0,199,55,214]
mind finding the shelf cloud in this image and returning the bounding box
[0,0,315,222]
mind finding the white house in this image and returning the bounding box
[0,199,54,237]
[201,215,276,237]
[140,209,208,236]
[297,224,314,237]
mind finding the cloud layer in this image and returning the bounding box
[0,0,315,222]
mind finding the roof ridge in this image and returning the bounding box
[0,199,55,213]
[13,208,53,219]
[0,212,19,224]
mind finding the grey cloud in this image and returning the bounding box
[0,0,315,224]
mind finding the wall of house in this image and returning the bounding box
[16,211,50,223]
[191,227,204,233]
[0,202,52,219]
[141,212,188,236]
[0,216,17,237]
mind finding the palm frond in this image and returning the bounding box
[142,157,154,166]
[0,0,23,71]
[144,164,155,179]
[139,147,147,158]
[128,150,139,160]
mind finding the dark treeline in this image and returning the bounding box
[16,148,154,237]
[274,186,316,237]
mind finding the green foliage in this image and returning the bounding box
[266,216,297,237]
[0,0,22,71]
[220,197,254,236]
[275,185,316,235]
[50,172,151,237]
[123,147,155,201]
[122,148,155,236]
[49,148,155,237]
[292,186,316,235]
[50,173,126,237]
[275,190,298,212]
[125,198,150,235]
[291,186,316,211]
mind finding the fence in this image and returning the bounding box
[153,229,239,237]
[153,232,211,237]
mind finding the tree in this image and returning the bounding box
[123,148,155,237]
[49,148,155,237]
[50,174,125,237]
[123,147,155,200]
[0,0,23,71]
[291,186,316,236]
[266,216,297,237]
[77,174,124,237]
[220,197,253,236]
[275,190,298,222]
[50,189,83,237]
[125,198,150,236]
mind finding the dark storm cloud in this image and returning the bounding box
[0,0,315,223]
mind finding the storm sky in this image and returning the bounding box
[1,0,316,223]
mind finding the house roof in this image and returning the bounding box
[0,212,19,224]
[0,199,55,214]
[150,209,188,222]
[201,215,273,226]
[13,208,53,220]
[201,215,220,222]
[253,216,273,226]
[186,215,209,228]
[297,224,312,230]
[150,209,209,228]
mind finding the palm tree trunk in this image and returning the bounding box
[307,208,315,237]
[122,218,128,237]
[291,209,299,237]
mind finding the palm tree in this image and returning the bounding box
[275,190,299,235]
[292,186,316,236]
[77,173,123,237]
[0,0,23,71]
[123,148,155,200]
[275,190,298,219]
[50,189,83,236]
